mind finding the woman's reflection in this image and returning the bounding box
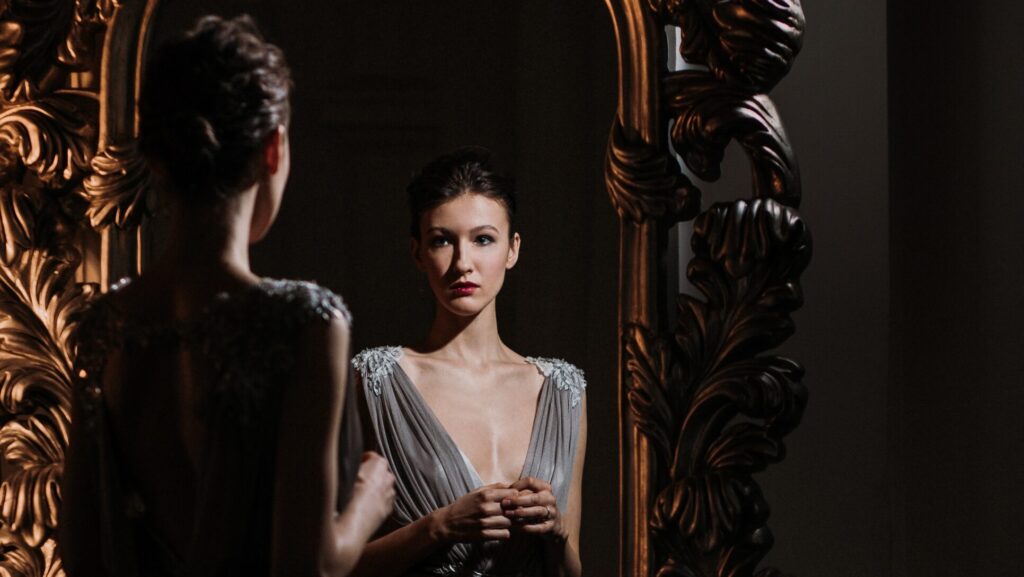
[352,148,587,577]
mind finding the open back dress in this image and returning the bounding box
[69,278,359,576]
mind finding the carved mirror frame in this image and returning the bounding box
[0,1,807,575]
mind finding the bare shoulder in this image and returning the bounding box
[480,348,546,391]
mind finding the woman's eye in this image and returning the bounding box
[429,236,450,248]
[475,235,495,246]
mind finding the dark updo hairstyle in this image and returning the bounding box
[406,146,517,238]
[139,15,292,201]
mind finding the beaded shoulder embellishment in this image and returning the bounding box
[525,357,586,407]
[352,346,403,396]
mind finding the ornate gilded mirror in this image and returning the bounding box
[0,0,807,575]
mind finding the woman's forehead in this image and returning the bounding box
[423,193,510,229]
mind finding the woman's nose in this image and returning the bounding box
[452,242,473,274]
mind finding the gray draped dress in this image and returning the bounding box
[353,347,586,577]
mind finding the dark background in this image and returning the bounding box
[150,1,1024,575]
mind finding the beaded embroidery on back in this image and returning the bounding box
[74,278,351,428]
[352,346,403,396]
[525,357,586,407]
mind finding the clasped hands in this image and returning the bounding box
[432,476,565,544]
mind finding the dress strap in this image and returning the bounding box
[352,346,403,396]
[525,357,586,407]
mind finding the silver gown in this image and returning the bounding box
[353,346,586,577]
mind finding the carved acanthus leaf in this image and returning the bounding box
[664,70,800,208]
[606,119,701,223]
[57,0,124,69]
[650,199,809,577]
[0,183,42,265]
[0,530,60,577]
[0,92,96,187]
[81,141,151,229]
[678,199,809,369]
[0,526,45,577]
[0,220,92,548]
[0,0,76,100]
[73,0,120,23]
[653,0,804,92]
[625,324,682,465]
[0,420,65,555]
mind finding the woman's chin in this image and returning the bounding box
[441,297,489,318]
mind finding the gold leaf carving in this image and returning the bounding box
[0,530,61,577]
[58,0,124,69]
[0,225,92,556]
[0,1,139,575]
[0,0,76,100]
[0,93,96,187]
[0,210,81,577]
[82,141,151,229]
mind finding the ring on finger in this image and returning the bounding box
[544,505,553,520]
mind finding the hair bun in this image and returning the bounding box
[169,115,219,190]
[139,14,291,200]
[182,115,221,155]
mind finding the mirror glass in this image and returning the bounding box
[149,0,619,572]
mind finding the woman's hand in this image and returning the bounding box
[349,452,396,532]
[502,477,567,543]
[430,483,518,543]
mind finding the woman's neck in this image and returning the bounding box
[155,186,260,286]
[419,301,510,364]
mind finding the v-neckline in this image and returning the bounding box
[391,352,549,488]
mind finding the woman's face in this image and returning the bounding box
[413,192,520,318]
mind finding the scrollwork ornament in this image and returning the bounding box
[0,0,75,100]
[0,234,93,547]
[57,0,125,69]
[607,119,701,223]
[0,0,143,575]
[0,91,97,187]
[643,198,808,577]
[625,323,682,466]
[0,528,62,577]
[652,0,804,92]
[82,141,151,229]
[664,71,800,208]
[0,0,126,100]
[0,115,94,574]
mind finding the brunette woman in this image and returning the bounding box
[352,147,586,577]
[59,15,394,577]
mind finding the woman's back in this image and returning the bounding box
[71,275,353,575]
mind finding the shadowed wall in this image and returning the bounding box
[890,2,1024,575]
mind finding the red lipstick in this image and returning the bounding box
[450,281,479,297]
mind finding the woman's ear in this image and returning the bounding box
[261,125,285,175]
[506,232,521,269]
[410,236,426,272]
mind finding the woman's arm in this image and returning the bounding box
[350,483,519,577]
[271,317,395,577]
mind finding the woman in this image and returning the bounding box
[59,15,394,577]
[351,147,587,577]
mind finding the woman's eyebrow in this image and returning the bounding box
[470,225,499,233]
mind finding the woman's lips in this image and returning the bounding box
[450,282,479,296]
